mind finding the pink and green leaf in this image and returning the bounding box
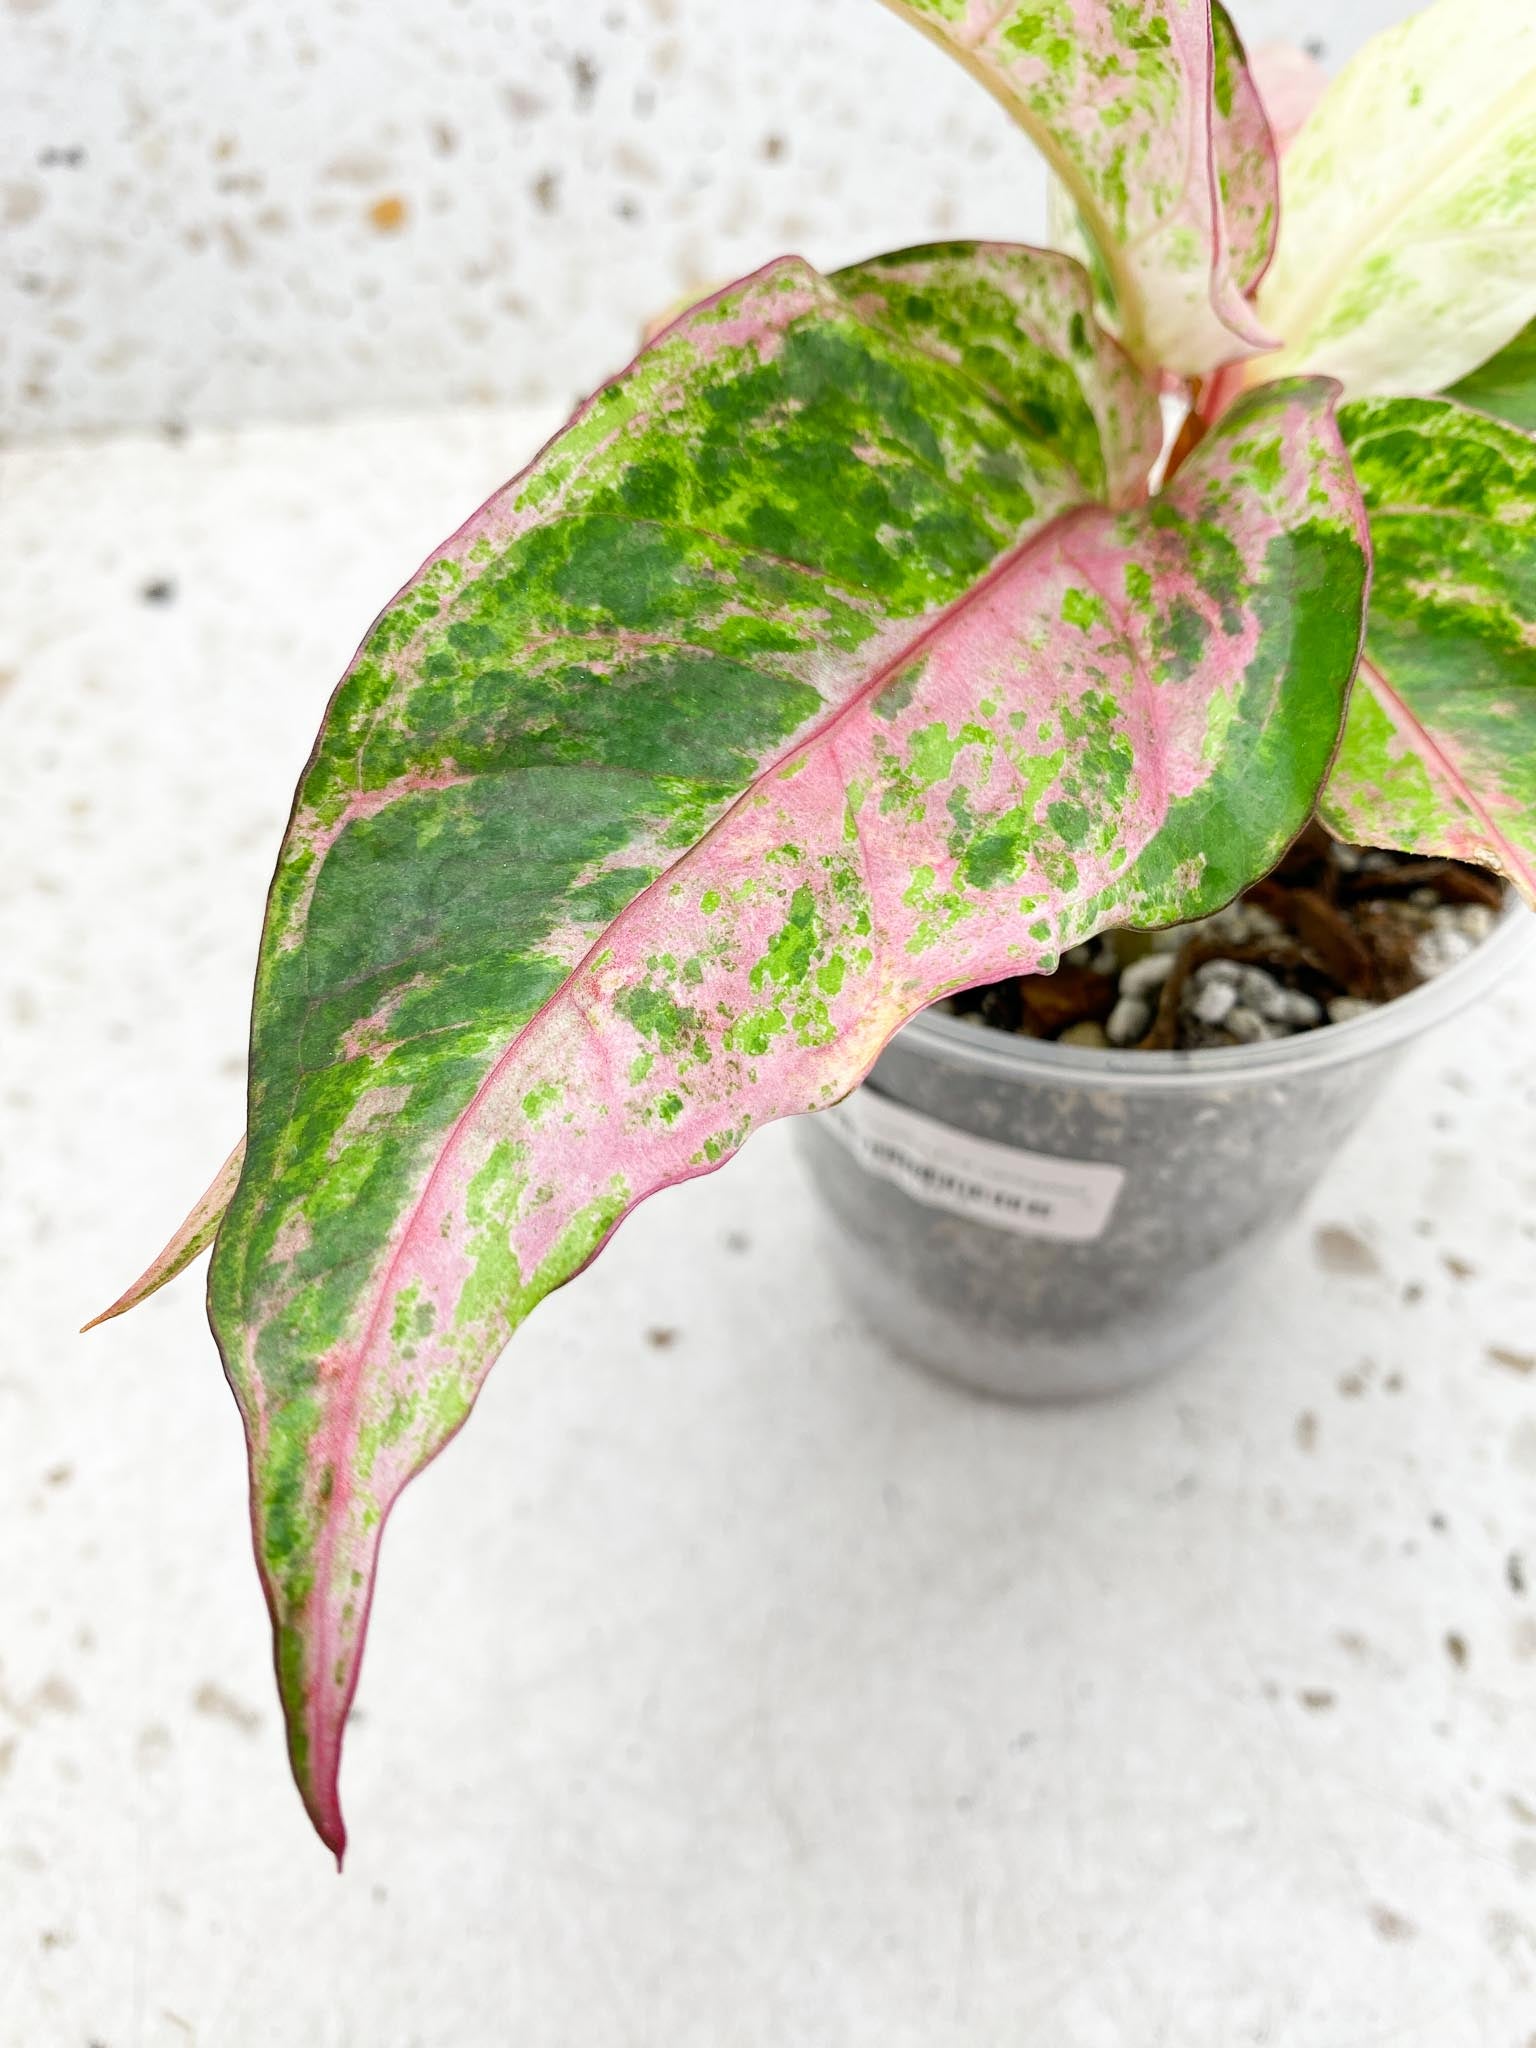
[207,262,1364,1858]
[93,240,1156,1328]
[883,0,1277,376]
[1208,2,1281,294]
[209,243,1166,1855]
[1321,396,1536,902]
[83,1139,246,1330]
[1189,35,1326,433]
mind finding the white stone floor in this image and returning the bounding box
[4,411,1536,2048]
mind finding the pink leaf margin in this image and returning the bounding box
[260,379,1364,1858]
[82,1138,246,1332]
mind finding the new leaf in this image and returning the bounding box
[879,0,1278,377]
[1252,0,1536,399]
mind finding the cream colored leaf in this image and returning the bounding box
[1252,0,1536,398]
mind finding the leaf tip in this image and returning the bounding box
[299,1765,349,1867]
[80,1291,132,1334]
[274,1612,356,1866]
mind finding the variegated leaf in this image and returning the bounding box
[209,302,1363,1856]
[1208,1,1282,294]
[1444,316,1536,435]
[1251,0,1536,399]
[882,0,1276,377]
[92,243,1157,1337]
[83,1140,245,1331]
[207,243,1167,1856]
[1189,38,1326,432]
[1321,396,1536,902]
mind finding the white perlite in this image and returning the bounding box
[1118,952,1177,999]
[1222,1005,1278,1044]
[1269,986,1325,1029]
[1189,969,1239,1028]
[1412,926,1476,978]
[1106,994,1154,1046]
[1411,901,1499,980]
[944,881,1502,1052]
[1183,960,1320,1042]
[1328,995,1380,1025]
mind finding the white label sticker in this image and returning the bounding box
[821,1088,1125,1243]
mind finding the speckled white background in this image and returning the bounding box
[6,0,1410,438]
[13,4,1536,2042]
[4,414,1536,2042]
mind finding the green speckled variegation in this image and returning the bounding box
[99,242,1369,1861]
[1252,0,1536,399]
[881,0,1277,377]
[1322,397,1536,902]
[200,242,1360,1856]
[97,242,1160,1322]
[1206,2,1280,293]
[200,243,1170,1856]
[83,0,1536,1876]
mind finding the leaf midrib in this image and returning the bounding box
[302,490,1094,1485]
[1355,654,1536,897]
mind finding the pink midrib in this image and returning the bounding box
[259,240,1137,1797]
[300,385,1359,1798]
[294,496,1110,1755]
[1357,655,1536,900]
[302,387,1360,1730]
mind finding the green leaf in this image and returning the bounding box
[880,0,1277,376]
[1321,396,1536,902]
[204,244,1168,1856]
[1252,0,1536,398]
[1443,316,1536,434]
[207,258,1363,1855]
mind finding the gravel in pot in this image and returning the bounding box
[941,824,1506,1054]
[797,831,1530,1402]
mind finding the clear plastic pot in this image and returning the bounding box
[796,905,1534,1401]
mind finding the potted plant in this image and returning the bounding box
[89,0,1536,1860]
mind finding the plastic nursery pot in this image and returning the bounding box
[796,902,1534,1402]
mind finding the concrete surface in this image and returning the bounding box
[3,410,1536,2047]
[8,0,1418,438]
